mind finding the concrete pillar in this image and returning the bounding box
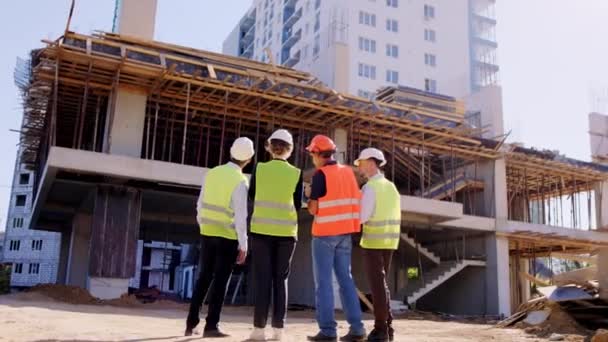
[104,90,148,158]
[104,0,157,157]
[474,158,508,220]
[333,128,348,164]
[485,235,511,317]
[464,85,504,139]
[66,214,92,288]
[114,0,157,39]
[88,186,141,299]
[56,228,72,285]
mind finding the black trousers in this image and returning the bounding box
[251,233,297,329]
[187,235,238,330]
[363,249,394,333]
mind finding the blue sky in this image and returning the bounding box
[0,0,607,229]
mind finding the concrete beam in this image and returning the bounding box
[438,215,496,231]
[500,220,608,246]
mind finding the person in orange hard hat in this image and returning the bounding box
[305,135,366,342]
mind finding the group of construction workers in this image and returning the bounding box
[185,129,401,342]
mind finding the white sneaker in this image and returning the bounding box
[271,328,283,341]
[249,327,266,341]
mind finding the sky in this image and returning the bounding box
[0,0,607,230]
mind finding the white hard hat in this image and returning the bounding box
[230,137,255,161]
[354,148,387,167]
[267,129,293,145]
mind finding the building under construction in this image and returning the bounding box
[10,0,608,317]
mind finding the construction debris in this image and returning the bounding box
[523,309,551,325]
[537,285,593,302]
[497,281,607,339]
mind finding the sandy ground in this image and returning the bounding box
[0,293,585,342]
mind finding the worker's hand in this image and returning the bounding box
[236,249,247,265]
[304,183,312,198]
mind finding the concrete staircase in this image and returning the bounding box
[400,233,441,265]
[405,259,486,305]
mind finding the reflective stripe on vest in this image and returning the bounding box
[318,198,360,209]
[199,164,247,240]
[360,176,401,250]
[250,160,301,237]
[312,164,362,237]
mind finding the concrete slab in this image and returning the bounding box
[499,221,608,247]
[401,195,463,224]
[30,147,207,230]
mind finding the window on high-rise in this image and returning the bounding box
[359,11,376,27]
[315,0,321,10]
[19,173,30,185]
[358,90,373,99]
[424,4,435,19]
[314,12,320,32]
[29,263,40,275]
[424,29,436,42]
[13,263,23,274]
[32,240,43,251]
[386,70,399,84]
[386,19,398,32]
[15,195,26,207]
[13,217,24,228]
[313,34,320,58]
[425,78,437,93]
[358,37,377,53]
[425,53,437,66]
[386,0,398,8]
[9,240,21,251]
[358,63,376,80]
[386,44,399,58]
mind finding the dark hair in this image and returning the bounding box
[319,150,335,159]
[230,157,250,167]
[269,139,292,156]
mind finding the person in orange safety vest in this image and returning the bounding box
[304,135,366,342]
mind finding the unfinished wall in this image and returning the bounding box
[416,267,487,315]
[56,228,72,285]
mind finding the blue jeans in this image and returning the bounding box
[312,235,365,337]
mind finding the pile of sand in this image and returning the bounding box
[28,284,99,305]
[514,302,590,339]
[22,284,188,310]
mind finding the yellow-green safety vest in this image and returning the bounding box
[360,176,401,250]
[251,160,301,237]
[198,164,248,240]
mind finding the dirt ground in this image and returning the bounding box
[0,292,588,342]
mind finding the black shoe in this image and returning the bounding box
[388,327,394,342]
[340,332,366,342]
[202,329,230,338]
[184,327,193,337]
[308,332,338,341]
[366,329,389,342]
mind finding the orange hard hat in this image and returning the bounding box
[306,134,337,153]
